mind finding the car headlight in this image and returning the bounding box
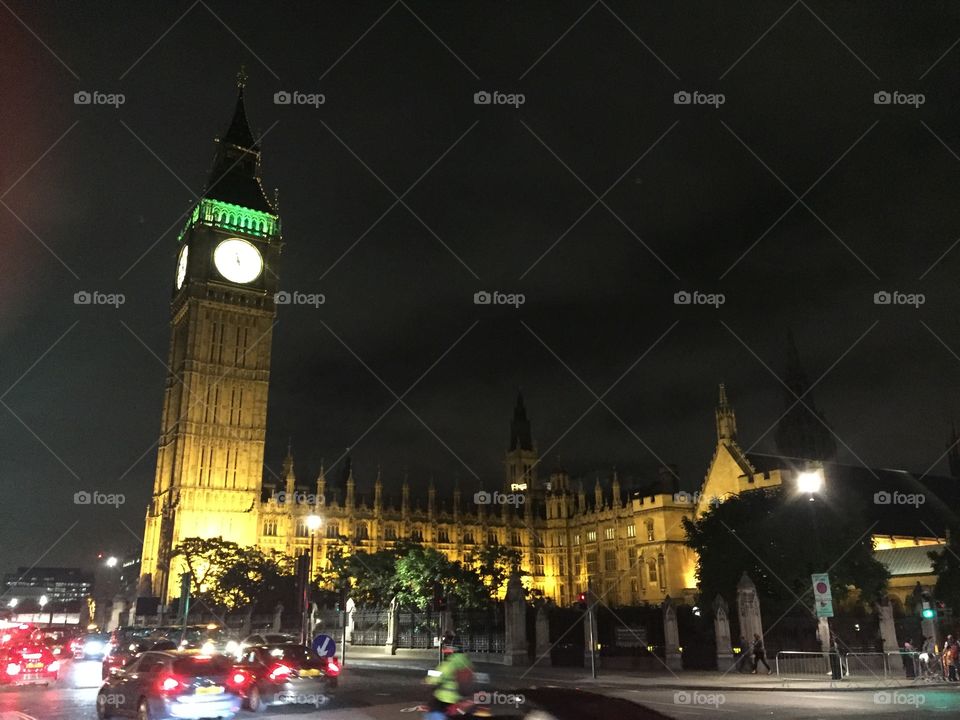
[225,641,239,654]
[84,641,104,654]
[201,641,215,655]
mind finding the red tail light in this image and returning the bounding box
[5,663,21,676]
[326,658,340,676]
[229,669,250,687]
[159,675,182,693]
[268,663,293,682]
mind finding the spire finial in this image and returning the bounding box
[237,65,248,89]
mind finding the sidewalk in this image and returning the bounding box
[342,646,955,692]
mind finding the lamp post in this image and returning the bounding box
[301,514,322,644]
[797,465,833,654]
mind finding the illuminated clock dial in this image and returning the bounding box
[213,238,263,284]
[175,245,189,289]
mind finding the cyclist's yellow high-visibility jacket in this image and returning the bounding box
[428,652,474,704]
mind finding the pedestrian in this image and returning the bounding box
[751,633,771,674]
[921,636,936,677]
[902,638,916,679]
[943,635,959,681]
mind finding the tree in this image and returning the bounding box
[683,486,889,619]
[470,543,524,597]
[171,537,295,612]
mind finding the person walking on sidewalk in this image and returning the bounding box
[751,633,771,674]
[943,635,959,681]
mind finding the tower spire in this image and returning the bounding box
[774,331,837,460]
[716,383,737,442]
[509,389,532,451]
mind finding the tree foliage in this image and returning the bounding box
[171,537,295,612]
[930,525,960,613]
[683,486,889,618]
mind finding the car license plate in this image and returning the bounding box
[300,668,320,677]
[25,663,43,670]
[196,685,223,695]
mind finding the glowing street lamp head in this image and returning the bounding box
[38,595,48,607]
[307,515,322,532]
[7,599,17,608]
[797,469,824,494]
[106,556,118,568]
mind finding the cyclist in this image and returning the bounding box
[425,638,476,718]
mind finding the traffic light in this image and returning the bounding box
[576,592,587,610]
[922,606,936,620]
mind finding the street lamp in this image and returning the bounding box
[105,556,118,568]
[301,514,323,645]
[38,595,48,608]
[796,469,824,495]
[7,599,17,608]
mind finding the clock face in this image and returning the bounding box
[213,238,263,284]
[175,245,189,289]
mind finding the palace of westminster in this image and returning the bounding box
[139,78,957,607]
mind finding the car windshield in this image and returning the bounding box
[172,655,233,676]
[264,634,292,643]
[263,644,318,662]
[86,634,110,642]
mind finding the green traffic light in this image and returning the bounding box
[922,608,936,619]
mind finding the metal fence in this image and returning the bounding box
[776,650,928,681]
[452,608,505,655]
[352,608,389,646]
[397,610,439,649]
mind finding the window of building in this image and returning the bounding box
[438,528,450,543]
[556,534,565,547]
[411,527,423,541]
[463,532,474,545]
[627,524,636,539]
[535,554,544,576]
[574,534,580,546]
[646,520,655,542]
[604,549,617,572]
[356,523,368,541]
[385,525,397,541]
[295,519,308,538]
[263,519,277,537]
[587,530,597,543]
[488,531,497,545]
[512,532,522,546]
[326,523,339,539]
[586,552,598,575]
[604,527,615,540]
[647,558,658,584]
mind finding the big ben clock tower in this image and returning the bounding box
[140,74,282,600]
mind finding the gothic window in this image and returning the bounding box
[463,531,474,545]
[535,554,544,576]
[586,530,597,543]
[647,558,658,584]
[410,527,423,542]
[574,534,580,546]
[556,534,565,547]
[326,523,339,539]
[604,549,617,572]
[604,527,615,540]
[385,525,397,541]
[646,520,655,542]
[263,520,277,537]
[295,519,309,538]
[438,528,450,543]
[487,531,497,545]
[627,524,636,538]
[511,532,521,546]
[586,552,598,575]
[356,523,368,541]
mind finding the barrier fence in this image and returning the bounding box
[775,651,932,681]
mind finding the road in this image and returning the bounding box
[1,660,959,719]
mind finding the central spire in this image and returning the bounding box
[205,73,275,213]
[509,389,533,451]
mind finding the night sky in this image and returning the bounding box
[4,1,960,575]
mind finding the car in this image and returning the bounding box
[42,627,82,658]
[153,625,236,656]
[0,643,60,686]
[78,632,112,660]
[0,622,38,648]
[96,651,243,720]
[102,636,176,680]
[234,632,295,658]
[233,643,339,712]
